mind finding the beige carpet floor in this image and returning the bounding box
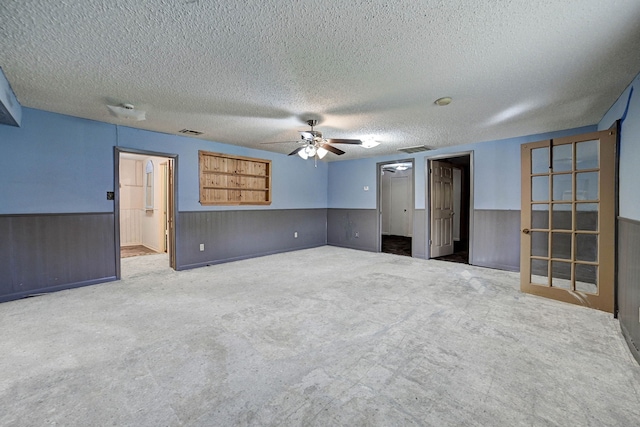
[1,246,639,426]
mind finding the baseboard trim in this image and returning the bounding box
[176,243,326,271]
[621,321,640,366]
[327,242,377,253]
[471,261,520,272]
[0,276,119,303]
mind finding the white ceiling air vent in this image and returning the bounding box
[397,145,432,154]
[178,129,204,136]
[0,67,22,127]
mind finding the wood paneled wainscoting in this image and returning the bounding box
[0,213,117,302]
[175,209,327,270]
[618,217,640,365]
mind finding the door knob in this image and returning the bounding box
[522,228,530,234]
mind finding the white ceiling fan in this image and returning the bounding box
[263,119,365,160]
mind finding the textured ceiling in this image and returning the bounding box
[2,0,640,160]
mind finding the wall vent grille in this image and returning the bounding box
[397,145,431,154]
[179,129,204,136]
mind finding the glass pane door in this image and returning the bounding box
[520,130,616,313]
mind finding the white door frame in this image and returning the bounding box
[425,151,474,262]
[376,159,415,253]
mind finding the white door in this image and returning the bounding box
[390,176,409,236]
[430,160,454,257]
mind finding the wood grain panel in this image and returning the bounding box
[0,213,117,302]
[120,208,141,246]
[327,209,378,252]
[176,209,327,269]
[618,217,640,364]
[413,209,426,259]
[472,209,521,271]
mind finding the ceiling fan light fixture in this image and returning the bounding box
[306,145,317,157]
[297,149,309,160]
[316,147,328,159]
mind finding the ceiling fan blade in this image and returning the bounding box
[320,143,345,155]
[288,146,305,156]
[326,138,363,145]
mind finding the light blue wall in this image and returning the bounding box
[0,108,115,214]
[599,72,640,221]
[117,127,328,211]
[0,105,607,216]
[328,126,596,210]
[0,108,327,214]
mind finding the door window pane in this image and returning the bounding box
[551,261,572,289]
[532,204,549,229]
[576,234,597,262]
[531,259,549,286]
[575,264,597,294]
[576,203,598,231]
[551,232,571,260]
[576,172,598,201]
[531,232,549,257]
[552,144,573,172]
[532,147,549,174]
[576,140,599,170]
[553,174,572,201]
[552,204,572,230]
[532,176,549,201]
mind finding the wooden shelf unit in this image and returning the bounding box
[199,151,272,205]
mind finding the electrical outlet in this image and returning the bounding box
[355,232,359,238]
[199,243,205,252]
[294,231,298,238]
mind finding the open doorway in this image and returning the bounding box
[427,152,473,264]
[115,148,177,278]
[378,160,415,257]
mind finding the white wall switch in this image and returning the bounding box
[294,232,298,238]
[199,243,205,251]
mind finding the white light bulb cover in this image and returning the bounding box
[306,145,317,157]
[298,149,308,159]
[316,147,328,159]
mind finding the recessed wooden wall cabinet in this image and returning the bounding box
[199,151,272,205]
